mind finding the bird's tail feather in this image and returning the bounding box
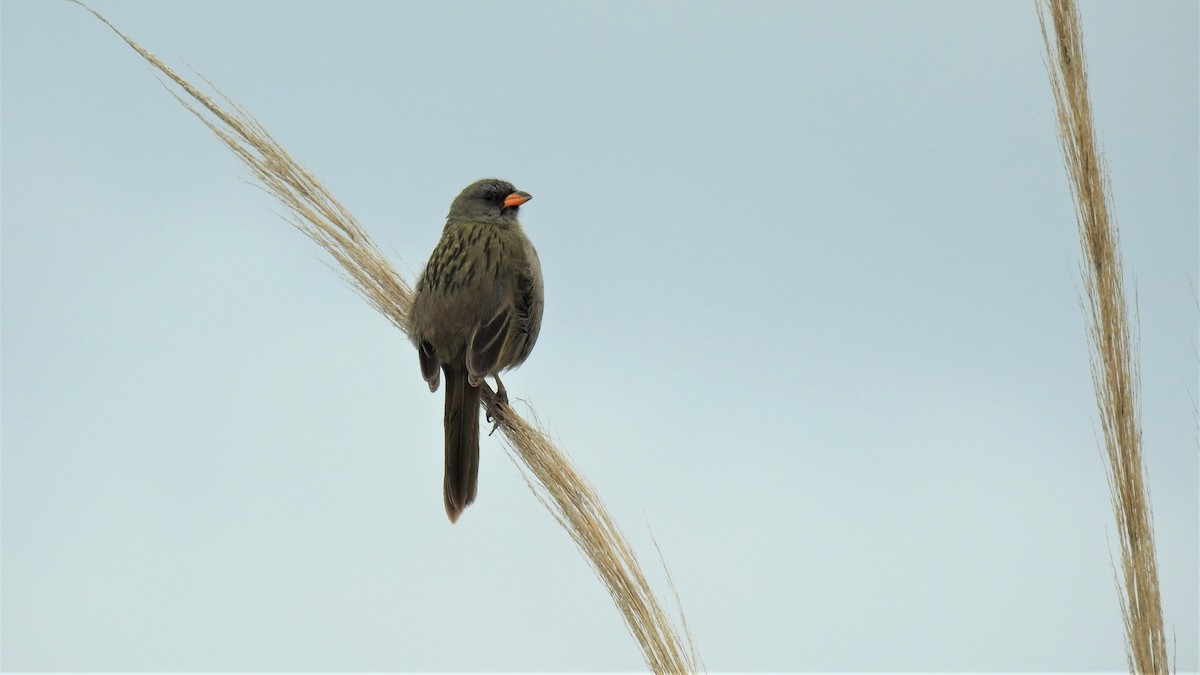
[443,367,480,523]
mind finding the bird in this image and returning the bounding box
[410,178,544,523]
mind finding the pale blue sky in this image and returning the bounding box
[2,1,1197,671]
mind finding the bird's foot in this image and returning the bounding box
[493,375,509,406]
[485,375,509,435]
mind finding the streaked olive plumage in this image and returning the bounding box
[411,179,544,522]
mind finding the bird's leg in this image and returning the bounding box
[485,374,509,434]
[493,374,509,406]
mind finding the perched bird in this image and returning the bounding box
[410,179,544,523]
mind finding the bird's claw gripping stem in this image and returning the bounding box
[485,375,509,435]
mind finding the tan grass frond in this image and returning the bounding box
[74,2,699,671]
[1036,2,1169,672]
[72,4,413,333]
[500,406,700,673]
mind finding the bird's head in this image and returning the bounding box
[446,178,531,225]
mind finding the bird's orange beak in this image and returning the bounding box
[503,191,532,208]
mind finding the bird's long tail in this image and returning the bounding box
[442,366,480,523]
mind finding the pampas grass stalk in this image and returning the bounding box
[1037,2,1169,672]
[74,3,700,671]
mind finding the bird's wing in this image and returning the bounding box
[467,305,512,383]
[513,259,542,345]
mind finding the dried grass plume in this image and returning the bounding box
[1037,1,1170,672]
[72,2,701,671]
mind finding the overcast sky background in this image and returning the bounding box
[2,1,1197,671]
